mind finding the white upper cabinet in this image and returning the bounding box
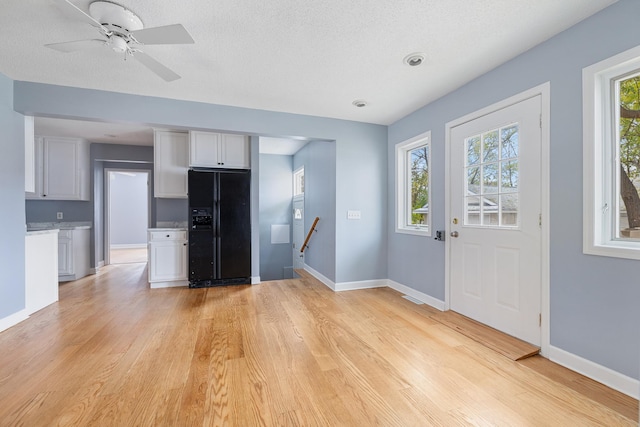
[26,136,90,201]
[154,130,189,198]
[189,131,250,169]
[189,131,220,167]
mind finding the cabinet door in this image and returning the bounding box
[220,134,250,169]
[43,138,80,199]
[149,242,187,281]
[154,131,189,198]
[190,131,220,167]
[58,235,73,275]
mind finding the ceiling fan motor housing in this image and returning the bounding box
[89,1,144,34]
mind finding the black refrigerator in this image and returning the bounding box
[188,168,251,288]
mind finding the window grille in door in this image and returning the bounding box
[464,123,520,228]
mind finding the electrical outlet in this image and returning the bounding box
[347,210,361,220]
[56,212,63,220]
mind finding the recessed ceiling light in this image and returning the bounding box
[404,52,426,67]
[352,99,368,108]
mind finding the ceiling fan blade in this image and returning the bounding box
[134,51,181,82]
[57,0,108,32]
[130,24,195,45]
[45,39,105,53]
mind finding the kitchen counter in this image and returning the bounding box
[27,221,92,231]
[26,228,59,236]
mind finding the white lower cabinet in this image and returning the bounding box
[58,228,90,282]
[148,229,188,288]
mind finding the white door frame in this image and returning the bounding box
[444,82,551,356]
[104,168,151,266]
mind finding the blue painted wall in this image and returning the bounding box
[259,153,294,281]
[0,73,25,319]
[294,141,337,281]
[388,0,640,379]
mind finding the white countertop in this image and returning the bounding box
[26,228,59,236]
[27,221,92,231]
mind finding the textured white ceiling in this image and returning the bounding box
[1,0,616,126]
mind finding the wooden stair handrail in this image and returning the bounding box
[301,217,320,252]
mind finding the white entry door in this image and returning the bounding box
[292,197,305,270]
[449,95,541,345]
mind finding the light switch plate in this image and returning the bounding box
[347,210,361,220]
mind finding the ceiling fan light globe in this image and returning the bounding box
[110,36,127,52]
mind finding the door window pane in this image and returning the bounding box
[467,136,481,165]
[483,163,499,193]
[501,160,519,191]
[483,130,499,162]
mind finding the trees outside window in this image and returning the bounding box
[617,75,640,235]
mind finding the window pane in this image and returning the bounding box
[465,196,480,225]
[482,195,499,226]
[483,163,498,194]
[501,160,519,192]
[483,130,499,162]
[501,125,519,159]
[409,145,429,226]
[467,135,481,166]
[618,75,640,240]
[501,194,518,226]
[467,166,480,190]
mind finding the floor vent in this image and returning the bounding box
[402,295,424,305]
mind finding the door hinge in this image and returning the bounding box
[539,114,542,129]
[538,213,542,227]
[539,313,542,327]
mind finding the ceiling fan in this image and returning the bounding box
[46,0,195,82]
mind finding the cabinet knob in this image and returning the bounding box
[166,234,170,237]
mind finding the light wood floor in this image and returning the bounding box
[0,263,636,426]
[109,247,148,264]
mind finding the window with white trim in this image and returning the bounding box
[396,132,431,236]
[583,46,640,260]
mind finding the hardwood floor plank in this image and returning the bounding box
[0,263,635,426]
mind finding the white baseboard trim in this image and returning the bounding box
[251,276,260,284]
[90,260,105,275]
[548,345,639,399]
[386,279,446,311]
[335,279,388,292]
[110,244,147,249]
[150,280,188,289]
[303,264,336,290]
[0,309,29,333]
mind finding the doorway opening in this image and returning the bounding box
[105,169,151,265]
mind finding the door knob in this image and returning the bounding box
[450,231,459,238]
